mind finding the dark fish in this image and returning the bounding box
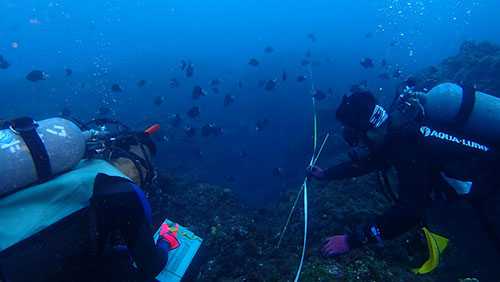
[312,61,320,67]
[240,150,247,158]
[184,126,196,137]
[26,70,45,82]
[227,175,235,183]
[192,85,207,100]
[60,108,71,118]
[154,96,164,106]
[65,68,72,77]
[258,79,266,88]
[272,167,284,176]
[0,60,11,70]
[248,59,259,66]
[137,79,147,86]
[306,50,311,58]
[313,90,326,100]
[282,70,287,81]
[223,94,234,106]
[186,64,194,77]
[265,79,277,91]
[0,54,9,69]
[378,72,389,80]
[264,46,274,53]
[180,60,187,70]
[365,32,372,38]
[201,123,222,137]
[388,40,398,46]
[301,59,309,66]
[307,33,317,42]
[237,80,243,88]
[172,113,182,127]
[201,124,212,137]
[392,70,402,78]
[97,106,110,116]
[111,84,122,92]
[428,66,438,74]
[209,78,220,86]
[381,58,387,67]
[211,125,222,136]
[360,58,374,68]
[350,84,362,93]
[187,106,200,118]
[296,75,306,82]
[212,87,219,93]
[256,117,268,132]
[328,87,333,94]
[169,78,180,88]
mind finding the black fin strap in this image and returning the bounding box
[382,170,398,204]
[471,202,500,254]
[450,84,476,129]
[376,170,393,204]
[11,118,52,183]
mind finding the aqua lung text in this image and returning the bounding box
[420,126,489,152]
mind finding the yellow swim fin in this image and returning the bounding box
[412,227,449,274]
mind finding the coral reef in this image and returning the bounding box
[147,171,463,281]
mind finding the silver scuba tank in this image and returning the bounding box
[417,83,500,142]
[0,117,86,196]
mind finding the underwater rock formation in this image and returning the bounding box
[147,170,456,281]
[414,40,500,95]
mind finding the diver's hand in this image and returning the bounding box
[157,223,180,250]
[306,165,326,180]
[321,235,350,258]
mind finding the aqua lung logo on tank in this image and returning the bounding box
[420,126,489,152]
[0,131,14,144]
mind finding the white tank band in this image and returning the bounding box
[369,105,388,128]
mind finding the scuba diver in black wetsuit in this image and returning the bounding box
[0,118,179,281]
[307,82,500,260]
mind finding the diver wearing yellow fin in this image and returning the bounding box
[307,83,500,268]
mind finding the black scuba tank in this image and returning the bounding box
[0,117,86,196]
[417,83,500,143]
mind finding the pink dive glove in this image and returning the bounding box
[306,165,326,180]
[157,223,180,250]
[321,235,350,258]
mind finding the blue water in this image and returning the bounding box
[1,0,499,207]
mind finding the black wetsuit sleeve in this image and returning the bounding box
[91,174,169,280]
[348,137,430,248]
[324,159,377,180]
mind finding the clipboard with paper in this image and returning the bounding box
[152,219,203,282]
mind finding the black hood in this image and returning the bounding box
[336,91,378,131]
